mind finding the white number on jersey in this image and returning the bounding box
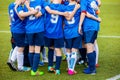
[67,12,75,24]
[67,17,75,24]
[10,9,15,22]
[50,14,59,23]
[90,1,98,15]
[29,6,41,20]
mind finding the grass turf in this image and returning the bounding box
[0,0,120,80]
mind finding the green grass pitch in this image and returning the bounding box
[0,0,120,80]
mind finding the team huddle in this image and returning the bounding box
[7,0,101,76]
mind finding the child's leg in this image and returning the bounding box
[42,47,48,63]
[11,46,18,62]
[62,47,66,60]
[83,31,97,74]
[54,38,64,74]
[69,48,77,71]
[68,36,82,75]
[53,50,56,62]
[66,48,71,69]
[54,48,62,75]
[17,47,24,71]
[94,40,99,65]
[7,46,18,71]
[32,45,41,72]
[48,47,54,67]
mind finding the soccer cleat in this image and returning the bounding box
[7,60,17,71]
[18,66,31,72]
[39,61,44,66]
[48,66,55,72]
[54,70,60,75]
[31,70,44,76]
[68,70,77,75]
[83,67,96,75]
[78,60,84,65]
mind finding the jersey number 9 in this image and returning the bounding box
[51,14,59,23]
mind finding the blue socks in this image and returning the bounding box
[87,51,96,71]
[79,48,87,62]
[48,48,54,66]
[28,53,34,67]
[32,53,40,72]
[55,56,62,70]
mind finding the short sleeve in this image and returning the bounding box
[43,1,49,8]
[17,5,23,13]
[80,0,87,11]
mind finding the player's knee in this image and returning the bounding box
[55,48,62,56]
[71,48,78,52]
[86,43,94,53]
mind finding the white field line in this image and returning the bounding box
[99,35,120,38]
[0,30,120,39]
[106,74,120,80]
[0,30,10,33]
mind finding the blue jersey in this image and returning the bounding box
[25,0,45,33]
[44,3,66,39]
[63,4,81,39]
[80,0,100,32]
[8,3,25,33]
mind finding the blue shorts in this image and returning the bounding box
[83,31,98,44]
[65,36,82,49]
[44,37,64,48]
[26,32,44,46]
[12,33,26,47]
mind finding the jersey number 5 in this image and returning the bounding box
[67,17,75,24]
[67,12,75,24]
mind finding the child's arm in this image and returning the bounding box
[65,3,80,20]
[15,7,38,20]
[14,3,38,20]
[45,6,68,16]
[86,12,101,22]
[24,0,31,11]
[78,11,86,34]
[14,0,24,20]
[24,0,42,18]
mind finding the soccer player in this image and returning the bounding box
[43,0,79,75]
[79,0,101,74]
[63,0,101,75]
[17,0,46,76]
[7,0,36,71]
[77,0,101,68]
[7,0,20,71]
[63,0,81,75]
